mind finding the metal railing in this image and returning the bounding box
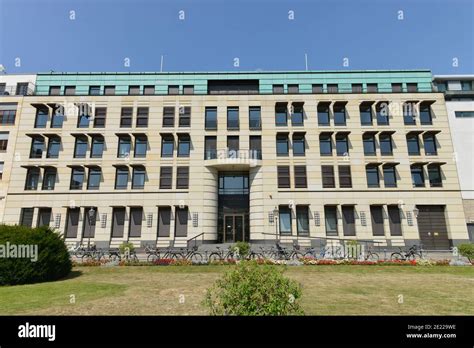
[0,85,35,96]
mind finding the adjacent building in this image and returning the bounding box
[0,70,470,249]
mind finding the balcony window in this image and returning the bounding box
[115,167,129,189]
[161,135,174,157]
[74,136,88,158]
[227,107,239,130]
[275,104,287,126]
[249,106,261,129]
[276,134,289,156]
[366,166,380,188]
[411,166,425,187]
[363,134,376,155]
[177,135,190,157]
[70,167,85,190]
[46,136,61,158]
[292,133,305,156]
[205,107,217,130]
[87,167,101,189]
[318,104,330,126]
[319,134,332,156]
[134,136,147,158]
[117,136,131,158]
[30,137,44,158]
[132,167,146,189]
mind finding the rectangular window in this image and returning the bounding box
[333,103,346,125]
[249,135,262,160]
[352,84,363,93]
[276,134,289,156]
[132,167,146,189]
[292,133,305,156]
[423,134,437,155]
[20,208,34,227]
[87,167,101,189]
[407,83,418,92]
[134,136,147,158]
[376,102,390,125]
[129,85,140,95]
[70,167,84,190]
[205,136,217,160]
[288,84,299,94]
[74,136,88,158]
[227,107,239,129]
[322,166,335,188]
[383,166,397,188]
[277,166,291,188]
[407,134,420,155]
[455,111,474,118]
[0,133,7,152]
[117,136,131,158]
[291,103,304,126]
[143,85,155,95]
[175,207,189,237]
[205,107,217,130]
[89,86,100,95]
[168,85,179,95]
[296,206,309,235]
[16,83,29,96]
[367,83,378,93]
[120,107,133,127]
[428,165,442,187]
[360,104,373,125]
[275,104,287,126]
[335,133,349,156]
[177,134,190,157]
[318,103,330,126]
[342,206,356,236]
[379,133,393,155]
[312,84,323,94]
[30,136,45,158]
[366,165,380,188]
[279,206,292,235]
[104,86,115,95]
[77,113,90,128]
[411,165,425,187]
[25,168,40,190]
[403,102,417,125]
[129,207,143,237]
[94,107,106,127]
[183,85,194,95]
[327,84,338,93]
[51,106,64,128]
[159,167,173,189]
[419,103,433,125]
[325,206,338,236]
[65,208,80,238]
[163,106,175,127]
[0,109,16,125]
[179,106,191,127]
[388,205,402,236]
[49,86,61,95]
[115,167,129,189]
[363,134,376,155]
[273,84,284,94]
[91,136,104,158]
[136,107,149,127]
[64,86,76,95]
[37,207,52,227]
[157,206,171,237]
[176,167,189,189]
[111,207,126,238]
[319,134,332,156]
[249,106,261,129]
[294,165,307,188]
[161,135,174,157]
[46,136,61,158]
[338,165,352,188]
[35,107,49,128]
[227,136,239,156]
[391,83,403,93]
[370,206,385,236]
[0,83,5,94]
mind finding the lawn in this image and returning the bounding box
[0,265,472,315]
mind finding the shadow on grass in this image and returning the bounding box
[62,270,83,281]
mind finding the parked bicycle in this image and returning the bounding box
[208,246,238,262]
[173,246,203,262]
[364,247,379,261]
[391,245,423,261]
[273,243,304,260]
[147,246,181,262]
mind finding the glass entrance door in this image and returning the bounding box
[224,214,245,242]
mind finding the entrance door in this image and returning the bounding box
[417,205,450,250]
[224,215,245,242]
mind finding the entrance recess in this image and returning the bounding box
[224,214,244,243]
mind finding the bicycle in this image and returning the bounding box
[81,245,106,262]
[274,243,304,260]
[364,247,379,261]
[173,246,203,262]
[391,245,423,261]
[148,246,182,262]
[208,246,238,262]
[246,248,264,260]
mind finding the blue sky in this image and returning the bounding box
[0,0,473,74]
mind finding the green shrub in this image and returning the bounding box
[458,243,474,262]
[0,224,72,285]
[232,241,250,257]
[204,261,303,315]
[119,242,135,255]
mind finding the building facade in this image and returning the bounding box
[0,70,470,249]
[434,75,474,241]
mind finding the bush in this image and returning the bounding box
[119,241,135,255]
[0,224,72,285]
[232,241,250,258]
[458,244,474,262]
[204,261,303,315]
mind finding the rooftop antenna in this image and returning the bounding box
[304,53,309,71]
[160,55,164,72]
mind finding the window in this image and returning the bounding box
[333,103,346,125]
[183,85,194,95]
[163,107,175,127]
[292,133,305,156]
[175,207,189,237]
[177,134,190,157]
[87,167,101,189]
[455,111,474,118]
[51,106,64,128]
[74,136,88,158]
[34,107,48,128]
[407,83,418,92]
[363,133,376,155]
[249,107,261,129]
[49,86,61,95]
[360,104,373,125]
[277,166,290,188]
[132,167,146,189]
[376,102,389,125]
[0,132,7,151]
[275,104,287,126]
[352,84,363,93]
[250,136,262,160]
[134,136,147,158]
[419,103,433,125]
[312,84,323,93]
[64,86,76,95]
[273,84,284,94]
[111,207,126,238]
[370,206,385,236]
[20,208,34,227]
[279,206,292,235]
[288,84,299,94]
[296,206,309,235]
[143,85,155,95]
[227,136,239,156]
[89,86,100,95]
[407,134,420,155]
[322,166,335,188]
[383,165,397,188]
[436,82,447,92]
[120,107,133,127]
[115,167,129,189]
[117,136,131,158]
[176,167,189,189]
[104,86,115,95]
[0,83,5,94]
[89,136,103,158]
[388,205,402,236]
[320,134,332,156]
[205,107,217,129]
[46,136,61,158]
[379,133,393,155]
[161,135,174,157]
[70,167,84,190]
[77,112,90,128]
[94,107,106,127]
[325,206,338,236]
[168,85,179,95]
[25,168,40,190]
[338,166,352,188]
[159,167,172,189]
[179,106,191,127]
[205,136,217,159]
[227,107,239,129]
[318,103,330,126]
[366,165,380,188]
[276,134,289,156]
[411,165,425,187]
[294,165,307,188]
[30,136,44,158]
[367,83,378,93]
[327,84,338,93]
[423,133,437,155]
[428,165,442,187]
[0,108,16,124]
[16,83,29,96]
[336,133,349,156]
[136,107,149,127]
[129,207,143,237]
[461,81,472,91]
[291,103,304,126]
[403,102,417,125]
[392,83,403,92]
[129,85,140,95]
[342,206,356,236]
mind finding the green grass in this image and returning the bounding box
[0,265,472,315]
